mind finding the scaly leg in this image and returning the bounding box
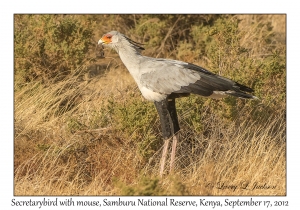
[167,98,180,173]
[154,98,180,176]
[170,133,178,173]
[159,138,170,177]
[154,99,172,177]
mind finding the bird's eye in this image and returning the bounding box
[106,34,112,39]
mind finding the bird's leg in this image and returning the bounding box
[154,98,180,176]
[170,134,178,173]
[154,99,173,177]
[160,137,170,177]
[167,98,180,173]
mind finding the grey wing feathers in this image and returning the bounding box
[181,62,254,91]
[140,59,200,93]
[140,59,255,99]
[173,73,234,96]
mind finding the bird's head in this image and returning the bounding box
[98,31,120,46]
[98,31,145,52]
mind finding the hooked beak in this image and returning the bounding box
[98,35,112,45]
[98,38,104,45]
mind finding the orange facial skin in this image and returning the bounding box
[101,34,112,44]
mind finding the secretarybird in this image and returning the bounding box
[98,31,257,176]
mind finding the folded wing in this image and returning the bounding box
[140,58,255,99]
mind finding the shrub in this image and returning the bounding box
[14,15,96,84]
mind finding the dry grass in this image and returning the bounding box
[14,66,286,195]
[14,14,286,196]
